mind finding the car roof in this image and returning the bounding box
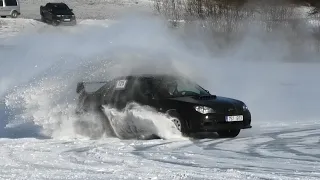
[113,73,182,80]
[47,2,68,6]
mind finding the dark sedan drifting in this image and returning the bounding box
[75,73,252,138]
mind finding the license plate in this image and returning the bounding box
[64,19,70,21]
[225,115,243,122]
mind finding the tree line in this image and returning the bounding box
[153,0,319,20]
[153,0,320,53]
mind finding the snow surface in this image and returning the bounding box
[1,0,320,179]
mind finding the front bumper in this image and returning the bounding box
[54,16,77,25]
[57,19,77,25]
[183,110,252,133]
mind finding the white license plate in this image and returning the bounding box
[225,115,243,122]
[64,19,70,21]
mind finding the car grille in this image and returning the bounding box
[224,106,243,115]
[62,15,73,19]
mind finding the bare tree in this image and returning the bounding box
[153,0,320,52]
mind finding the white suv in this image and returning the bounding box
[0,0,21,18]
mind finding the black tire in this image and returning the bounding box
[167,110,189,136]
[217,129,241,138]
[10,11,18,18]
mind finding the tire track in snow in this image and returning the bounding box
[0,124,319,179]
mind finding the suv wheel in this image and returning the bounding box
[11,11,18,18]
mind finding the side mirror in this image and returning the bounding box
[205,89,210,94]
[70,9,73,11]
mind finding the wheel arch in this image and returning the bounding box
[165,109,179,118]
[165,109,190,135]
[10,9,20,17]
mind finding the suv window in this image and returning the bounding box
[0,0,3,7]
[4,0,17,6]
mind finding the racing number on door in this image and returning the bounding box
[115,80,127,89]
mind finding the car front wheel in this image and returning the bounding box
[217,129,240,138]
[11,11,18,18]
[166,111,189,136]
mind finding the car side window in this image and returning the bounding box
[0,0,3,7]
[46,3,52,9]
[4,0,17,6]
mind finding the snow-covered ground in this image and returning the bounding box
[1,0,320,179]
[19,0,154,19]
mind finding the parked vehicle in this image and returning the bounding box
[0,0,21,18]
[40,2,76,26]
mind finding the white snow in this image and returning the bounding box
[1,0,320,179]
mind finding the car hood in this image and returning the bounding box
[55,11,74,15]
[169,95,245,113]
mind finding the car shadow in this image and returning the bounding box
[33,18,43,23]
[188,132,220,139]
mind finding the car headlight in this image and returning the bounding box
[242,104,248,111]
[194,106,215,114]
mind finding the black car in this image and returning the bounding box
[75,74,252,138]
[40,2,76,26]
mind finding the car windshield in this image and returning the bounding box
[52,4,69,11]
[156,76,211,98]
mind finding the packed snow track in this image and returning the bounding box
[1,16,320,180]
[0,124,319,179]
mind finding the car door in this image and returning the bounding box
[3,0,17,15]
[1,0,11,16]
[132,77,154,107]
[107,77,136,110]
[135,77,170,113]
[0,0,4,16]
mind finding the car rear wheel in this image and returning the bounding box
[217,129,240,138]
